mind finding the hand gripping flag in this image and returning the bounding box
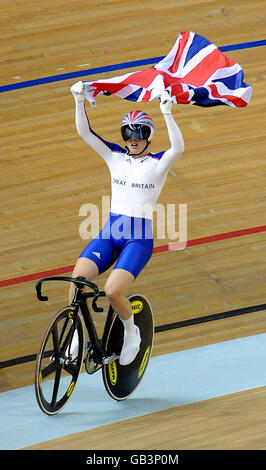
[84,31,252,108]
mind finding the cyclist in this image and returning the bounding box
[70,81,184,365]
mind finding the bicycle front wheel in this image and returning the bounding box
[35,307,84,415]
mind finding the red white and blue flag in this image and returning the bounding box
[84,31,252,108]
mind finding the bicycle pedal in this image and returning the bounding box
[102,354,120,364]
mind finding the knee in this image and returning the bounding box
[104,281,122,303]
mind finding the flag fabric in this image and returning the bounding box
[84,31,252,108]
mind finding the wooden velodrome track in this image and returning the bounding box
[1,0,266,451]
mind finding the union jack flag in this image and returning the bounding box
[84,31,252,108]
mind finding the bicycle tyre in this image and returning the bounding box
[35,306,84,415]
[102,294,154,401]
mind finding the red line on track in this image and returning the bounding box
[1,225,265,288]
[153,225,266,253]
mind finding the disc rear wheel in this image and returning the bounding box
[102,294,154,401]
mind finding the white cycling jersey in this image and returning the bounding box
[75,100,185,220]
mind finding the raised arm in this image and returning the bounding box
[157,91,185,173]
[70,81,113,162]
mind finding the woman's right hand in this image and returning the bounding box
[70,81,88,101]
[70,81,96,104]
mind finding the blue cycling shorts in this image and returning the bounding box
[79,213,154,279]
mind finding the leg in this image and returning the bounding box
[104,239,153,365]
[68,258,99,359]
[105,269,140,365]
[68,257,99,304]
[104,268,134,320]
[104,237,153,315]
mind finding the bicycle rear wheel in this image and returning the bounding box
[35,307,84,415]
[102,294,154,401]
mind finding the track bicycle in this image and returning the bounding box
[34,276,154,415]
